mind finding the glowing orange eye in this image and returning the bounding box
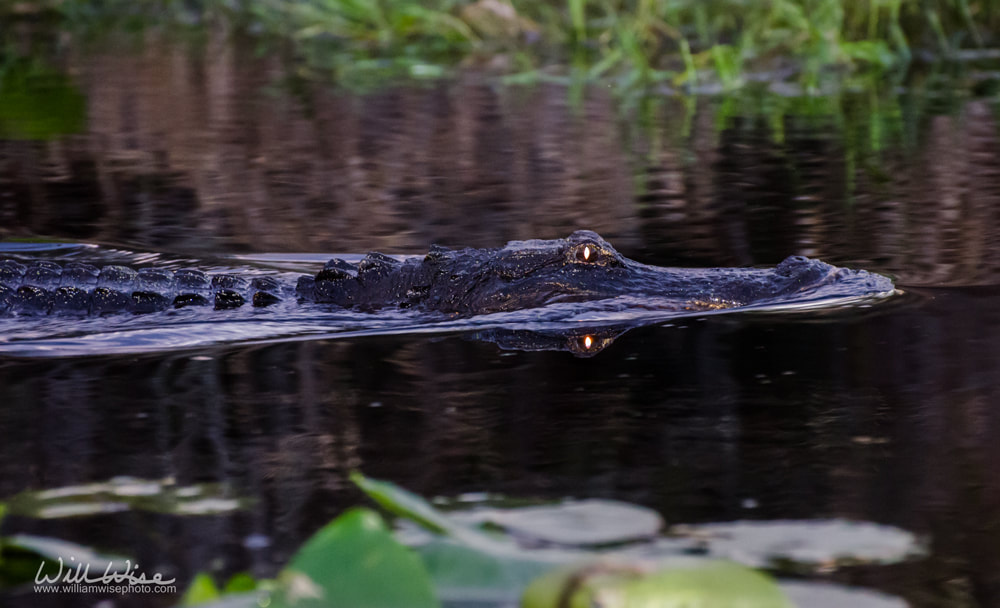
[583,246,591,261]
[583,335,593,349]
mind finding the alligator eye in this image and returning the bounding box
[573,335,595,351]
[575,244,597,263]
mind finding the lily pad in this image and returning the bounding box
[411,538,556,605]
[181,572,223,606]
[0,534,131,588]
[351,475,915,608]
[275,507,439,608]
[455,499,663,547]
[5,477,248,518]
[352,472,461,536]
[522,559,793,608]
[670,520,923,571]
[779,580,909,608]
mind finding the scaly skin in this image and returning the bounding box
[0,231,894,317]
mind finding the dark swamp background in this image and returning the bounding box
[1,28,1000,607]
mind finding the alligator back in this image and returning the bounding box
[0,259,284,315]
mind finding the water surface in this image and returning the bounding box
[1,30,1000,607]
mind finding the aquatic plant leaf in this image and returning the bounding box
[671,520,924,571]
[779,580,908,608]
[457,499,663,546]
[351,471,465,536]
[3,534,130,569]
[352,472,584,559]
[275,507,439,608]
[410,537,559,605]
[0,534,130,587]
[179,593,261,608]
[6,477,248,518]
[521,559,792,608]
[223,572,259,593]
[0,61,86,141]
[181,572,222,606]
[178,573,266,608]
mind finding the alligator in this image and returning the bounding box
[468,326,630,357]
[0,231,894,317]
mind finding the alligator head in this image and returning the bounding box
[305,230,895,315]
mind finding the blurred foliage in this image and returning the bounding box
[0,57,86,140]
[1,0,999,89]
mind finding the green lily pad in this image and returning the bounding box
[351,471,460,536]
[522,559,793,608]
[0,534,131,588]
[351,475,913,608]
[410,537,559,605]
[275,507,439,608]
[5,477,248,518]
[779,580,908,608]
[670,520,924,571]
[179,572,269,608]
[180,572,222,606]
[352,472,532,556]
[455,499,663,547]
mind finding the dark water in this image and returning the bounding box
[2,30,1000,607]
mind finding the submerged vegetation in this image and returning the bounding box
[3,0,1000,89]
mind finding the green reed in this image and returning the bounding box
[2,0,998,88]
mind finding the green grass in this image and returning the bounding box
[2,0,1000,89]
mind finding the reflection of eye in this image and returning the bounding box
[575,245,596,263]
[578,335,594,350]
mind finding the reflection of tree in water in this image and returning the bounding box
[2,289,1000,605]
[1,33,998,289]
[2,31,1000,607]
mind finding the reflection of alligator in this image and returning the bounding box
[0,231,893,317]
[467,327,630,357]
